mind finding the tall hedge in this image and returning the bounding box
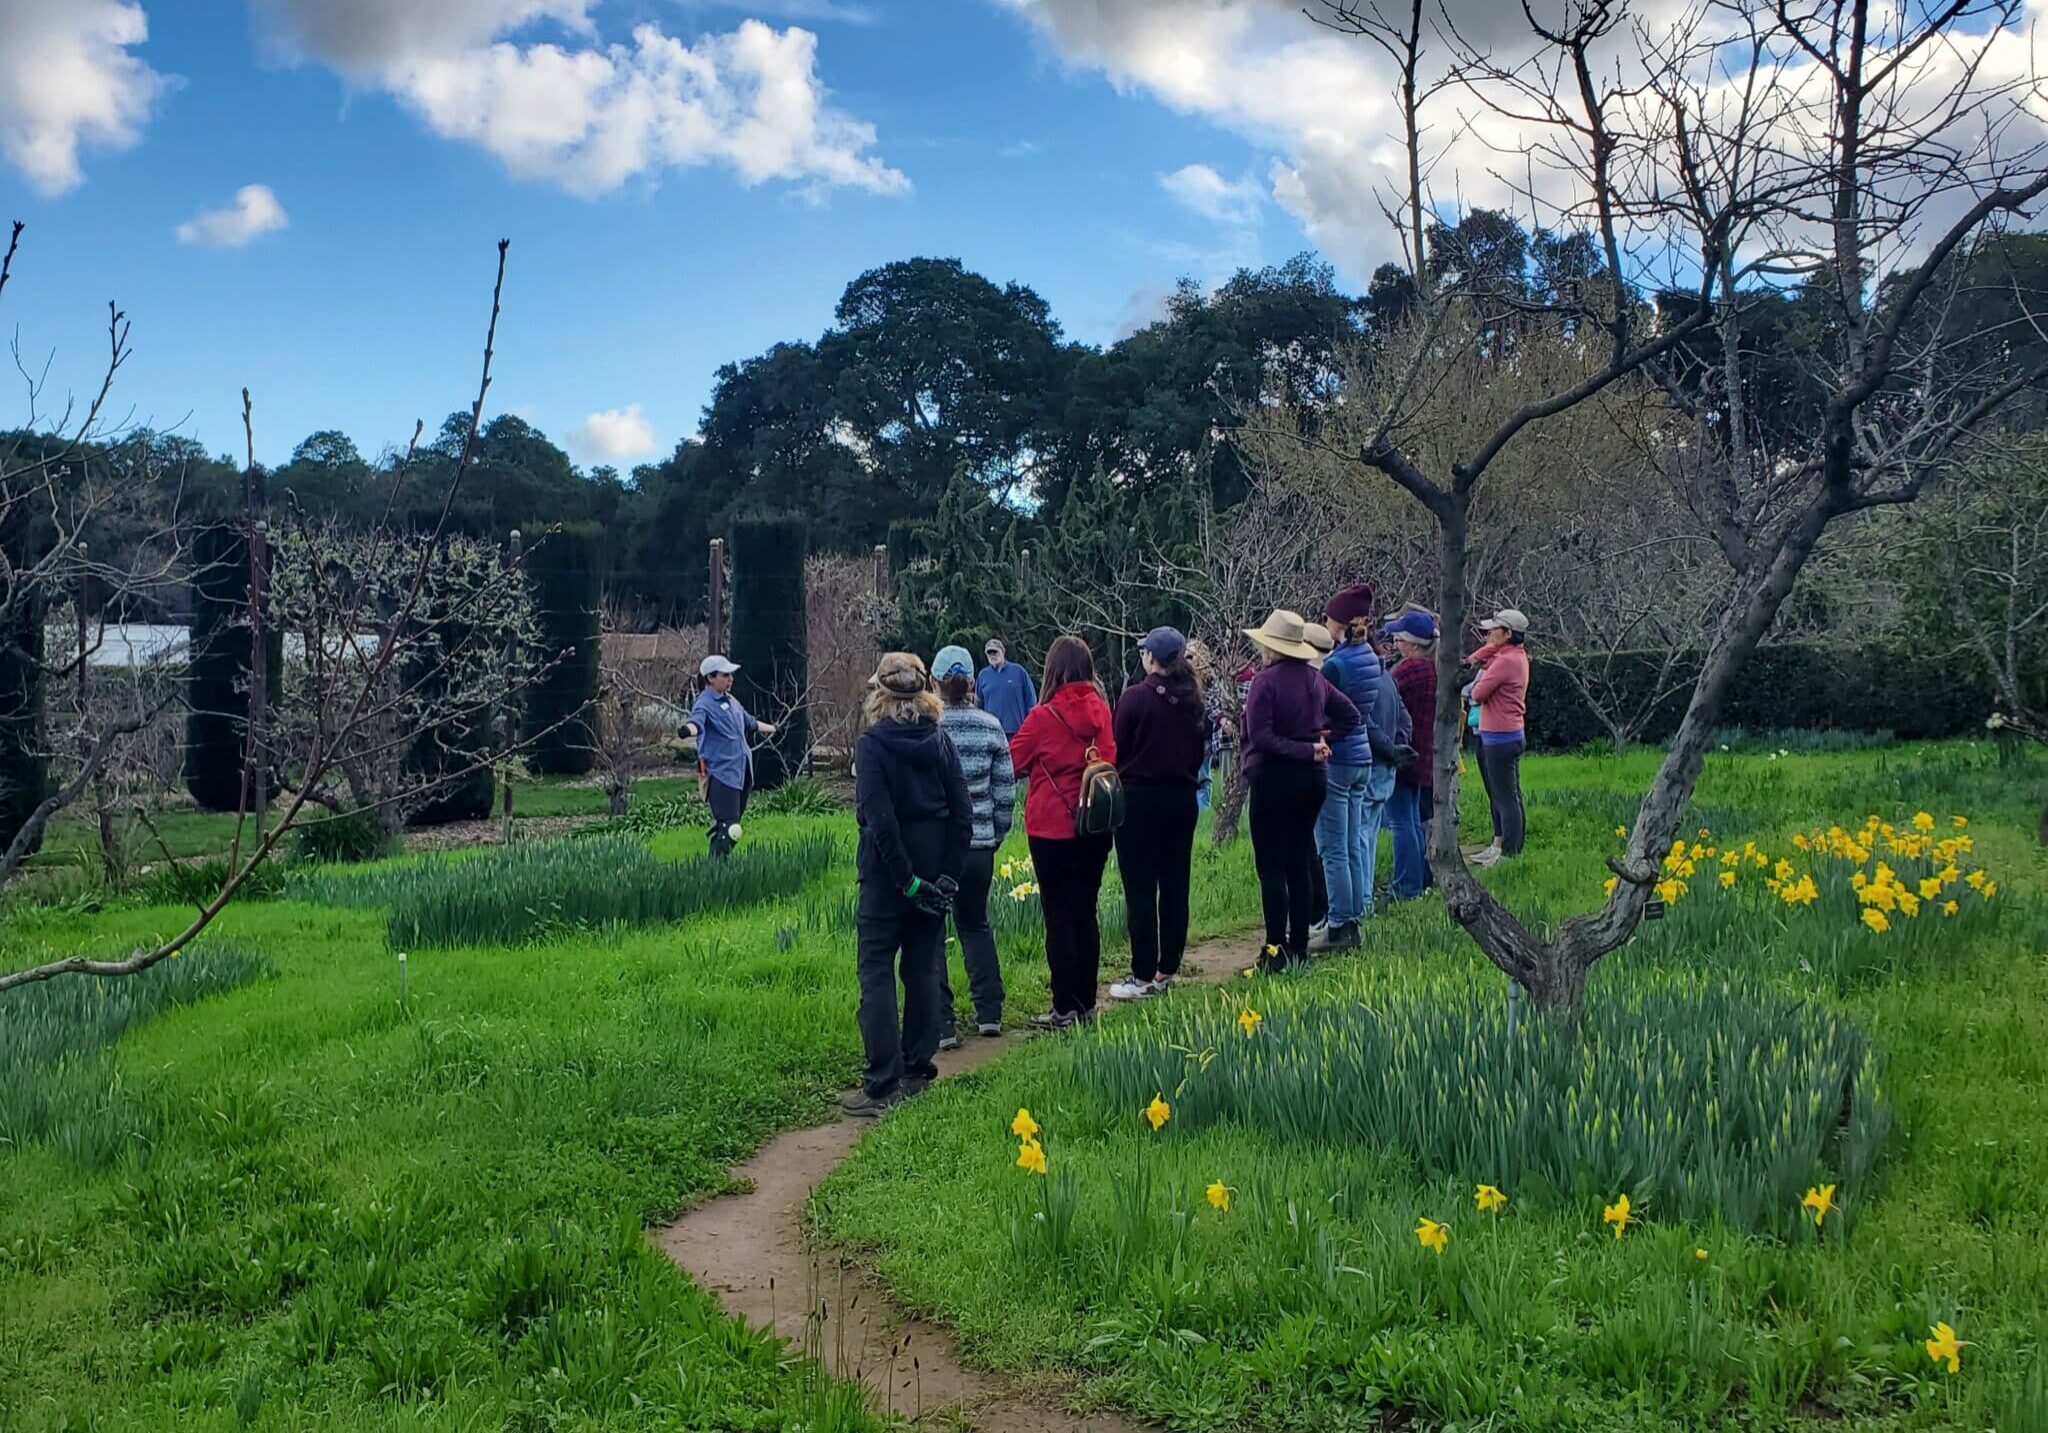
[729,514,809,791]
[184,526,265,812]
[1524,643,2023,751]
[403,574,496,827]
[524,523,601,776]
[0,508,46,858]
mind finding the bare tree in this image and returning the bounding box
[1916,433,2048,839]
[589,608,694,816]
[2,239,537,991]
[1300,0,2048,1010]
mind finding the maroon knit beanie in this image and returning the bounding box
[1324,584,1376,626]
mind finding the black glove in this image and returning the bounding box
[1390,744,1418,770]
[906,877,954,916]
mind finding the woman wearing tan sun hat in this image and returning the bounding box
[1240,610,1361,970]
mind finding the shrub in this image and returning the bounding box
[295,832,838,949]
[290,807,401,865]
[729,515,809,790]
[1073,963,1888,1241]
[134,855,286,908]
[0,943,268,1168]
[525,524,602,777]
[1524,643,2028,750]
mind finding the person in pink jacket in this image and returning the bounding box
[1465,607,1530,866]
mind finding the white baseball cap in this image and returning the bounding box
[699,654,741,677]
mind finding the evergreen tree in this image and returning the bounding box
[523,524,602,776]
[729,515,809,790]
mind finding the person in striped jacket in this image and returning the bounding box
[932,645,1016,1045]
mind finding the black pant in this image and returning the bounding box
[1029,832,1113,1016]
[941,848,1004,1032]
[1249,761,1327,958]
[854,889,944,1098]
[1477,737,1526,856]
[707,775,750,858]
[1115,785,1197,981]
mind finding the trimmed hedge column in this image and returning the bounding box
[185,525,257,812]
[524,524,600,776]
[0,507,46,857]
[729,515,809,791]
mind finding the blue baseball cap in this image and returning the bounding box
[1139,626,1187,663]
[1381,611,1439,642]
[932,644,975,678]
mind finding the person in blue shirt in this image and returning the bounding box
[682,654,776,857]
[974,638,1037,736]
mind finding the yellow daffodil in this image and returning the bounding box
[1603,876,1618,894]
[1775,859,1795,881]
[1918,877,1942,900]
[1939,864,1960,883]
[1952,815,1969,828]
[1011,1107,1040,1140]
[1802,1183,1836,1228]
[1695,1247,1709,1261]
[1143,1094,1171,1132]
[1206,1180,1231,1212]
[1603,1193,1633,1239]
[1719,870,1737,889]
[1925,1321,1966,1374]
[1913,811,1935,832]
[1614,825,1628,837]
[999,861,1014,879]
[1862,908,1890,934]
[1415,1216,1450,1253]
[1015,1138,1047,1176]
[1656,878,1685,904]
[1965,869,1987,889]
[1237,1007,1263,1038]
[1897,892,1921,919]
[1793,832,1811,849]
[1475,1184,1508,1214]
[1851,870,1868,890]
[1982,881,1998,899]
[1943,900,1960,917]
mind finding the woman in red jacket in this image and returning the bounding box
[1009,635,1117,1027]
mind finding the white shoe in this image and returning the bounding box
[1470,844,1503,868]
[1108,976,1164,1001]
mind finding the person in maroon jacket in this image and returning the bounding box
[1240,609,1361,970]
[1108,627,1208,1001]
[1381,610,1439,899]
[1009,635,1118,1027]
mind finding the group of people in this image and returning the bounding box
[681,593,1531,1118]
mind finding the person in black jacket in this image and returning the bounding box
[843,652,973,1117]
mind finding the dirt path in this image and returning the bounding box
[653,932,1252,1431]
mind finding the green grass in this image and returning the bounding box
[294,830,841,949]
[0,800,1261,1430]
[815,741,2048,1432]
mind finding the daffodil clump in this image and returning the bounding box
[998,854,1040,901]
[1071,962,1887,1241]
[1603,812,1999,941]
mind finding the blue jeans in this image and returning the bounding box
[1359,762,1395,918]
[1388,779,1426,899]
[1315,763,1372,928]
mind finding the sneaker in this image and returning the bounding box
[1308,920,1330,942]
[839,1088,895,1118]
[1470,844,1504,868]
[1107,975,1165,1001]
[938,1033,962,1052]
[977,1021,1003,1038]
[1028,1010,1078,1030]
[1314,921,1361,953]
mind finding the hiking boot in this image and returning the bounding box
[1107,974,1165,1001]
[938,1033,962,1052]
[839,1088,895,1118]
[977,1020,1003,1038]
[1311,921,1360,953]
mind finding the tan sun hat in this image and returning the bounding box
[1243,608,1322,661]
[1302,622,1334,666]
[1478,608,1530,634]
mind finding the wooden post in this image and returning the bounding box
[872,543,890,600]
[707,537,726,655]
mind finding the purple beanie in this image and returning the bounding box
[1324,584,1376,626]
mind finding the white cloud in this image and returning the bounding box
[674,0,879,24]
[176,184,290,248]
[572,404,658,460]
[1160,162,1263,226]
[252,2,907,197]
[0,0,169,195]
[1002,0,2048,283]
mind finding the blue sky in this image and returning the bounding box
[0,1,1302,468]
